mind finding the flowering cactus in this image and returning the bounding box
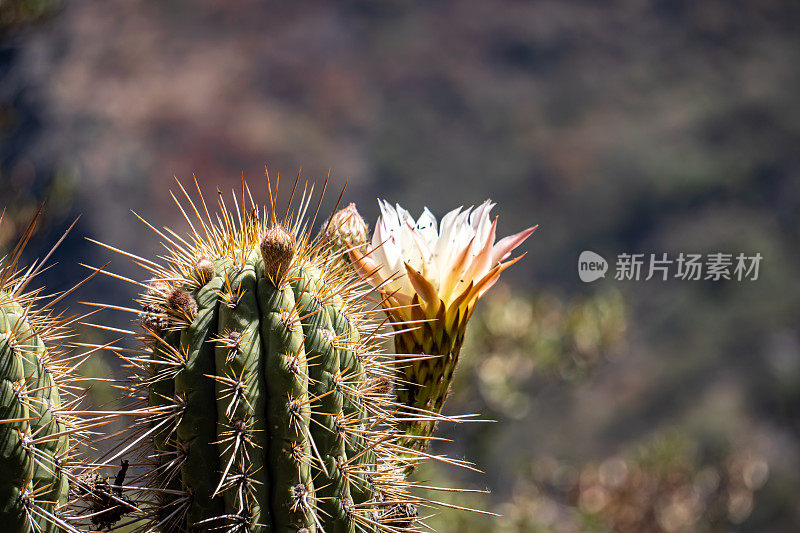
[0,176,538,533]
[347,201,536,451]
[90,179,481,532]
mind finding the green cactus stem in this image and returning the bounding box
[0,213,99,533]
[96,180,463,533]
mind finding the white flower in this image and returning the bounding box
[350,200,536,325]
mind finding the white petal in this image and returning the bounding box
[379,200,400,231]
[436,208,473,283]
[415,207,439,248]
[452,209,475,251]
[470,200,493,229]
[371,217,392,272]
[471,200,495,246]
[382,231,403,274]
[367,198,529,307]
[434,206,462,260]
[371,216,386,252]
[397,222,423,271]
[395,203,415,227]
[408,226,436,285]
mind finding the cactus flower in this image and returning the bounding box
[349,200,536,451]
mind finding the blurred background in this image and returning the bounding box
[2,1,799,531]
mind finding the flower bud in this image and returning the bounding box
[320,203,368,255]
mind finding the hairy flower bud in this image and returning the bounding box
[320,203,369,255]
[166,287,198,322]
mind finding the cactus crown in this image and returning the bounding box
[260,224,297,284]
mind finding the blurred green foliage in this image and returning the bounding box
[0,0,56,31]
[500,432,769,533]
[455,286,626,418]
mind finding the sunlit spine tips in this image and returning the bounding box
[0,212,97,533]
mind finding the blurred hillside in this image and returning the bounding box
[2,0,800,531]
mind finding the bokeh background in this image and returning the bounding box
[2,1,800,531]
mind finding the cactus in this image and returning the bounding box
[0,287,70,532]
[94,179,465,533]
[0,211,103,533]
[0,178,533,532]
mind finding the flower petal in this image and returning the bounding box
[463,216,497,285]
[439,208,473,276]
[379,219,405,275]
[404,262,440,311]
[395,203,415,227]
[370,217,390,270]
[406,224,435,280]
[491,225,537,264]
[436,206,462,249]
[440,234,478,303]
[415,207,439,247]
[445,280,473,330]
[473,253,527,300]
[377,199,392,225]
[348,247,389,289]
[434,206,462,275]
[365,199,534,325]
[396,221,424,272]
[470,200,495,239]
